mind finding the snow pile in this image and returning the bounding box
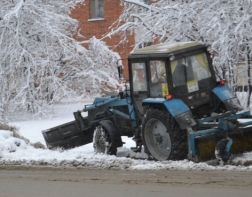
[232,152,252,166]
[0,128,252,171]
[0,130,27,158]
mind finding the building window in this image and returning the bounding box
[90,0,104,19]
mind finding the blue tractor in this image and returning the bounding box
[43,42,252,162]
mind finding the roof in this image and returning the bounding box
[130,41,204,56]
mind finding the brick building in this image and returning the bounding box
[71,0,135,80]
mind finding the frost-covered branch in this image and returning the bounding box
[0,0,120,120]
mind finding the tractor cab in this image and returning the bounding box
[128,42,216,118]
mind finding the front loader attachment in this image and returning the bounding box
[188,111,252,162]
[42,95,136,150]
[42,111,94,149]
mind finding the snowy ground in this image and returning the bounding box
[0,101,252,171]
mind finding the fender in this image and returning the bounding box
[212,85,242,111]
[212,85,235,101]
[143,98,196,129]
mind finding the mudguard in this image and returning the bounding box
[212,85,234,101]
[143,98,196,129]
[212,85,242,111]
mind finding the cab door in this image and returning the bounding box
[130,61,149,116]
[149,60,169,98]
[130,59,170,118]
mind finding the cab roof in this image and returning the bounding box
[129,41,205,58]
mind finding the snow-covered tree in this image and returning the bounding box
[65,37,121,97]
[114,0,252,106]
[0,0,120,120]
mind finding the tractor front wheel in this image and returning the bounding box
[93,120,121,155]
[142,109,187,161]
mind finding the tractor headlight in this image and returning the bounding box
[175,111,196,130]
[224,97,243,112]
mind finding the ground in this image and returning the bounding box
[0,166,252,197]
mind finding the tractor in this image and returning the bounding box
[42,42,252,162]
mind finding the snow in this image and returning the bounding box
[0,101,252,171]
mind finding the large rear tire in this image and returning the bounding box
[93,120,122,155]
[142,109,187,161]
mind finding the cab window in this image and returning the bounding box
[132,62,147,92]
[149,60,168,97]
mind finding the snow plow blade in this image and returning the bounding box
[42,112,94,149]
[196,127,252,161]
[188,111,252,162]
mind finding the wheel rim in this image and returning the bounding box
[144,118,172,160]
[93,125,111,154]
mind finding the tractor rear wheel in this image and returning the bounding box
[93,120,121,155]
[142,109,187,161]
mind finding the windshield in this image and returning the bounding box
[171,52,211,93]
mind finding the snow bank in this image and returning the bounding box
[0,129,252,171]
[0,130,27,158]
